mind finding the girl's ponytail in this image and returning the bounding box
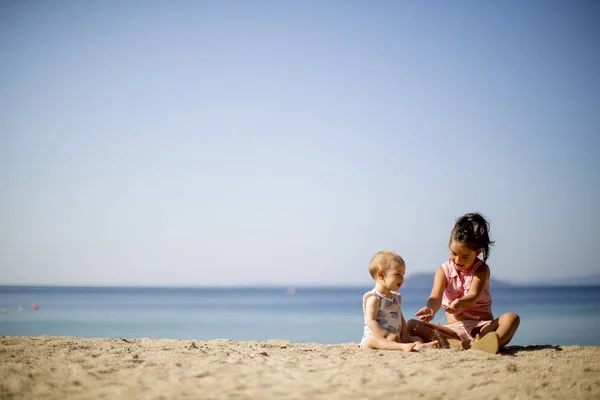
[450,213,495,262]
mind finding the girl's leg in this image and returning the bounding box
[362,335,416,352]
[407,319,467,349]
[478,312,520,347]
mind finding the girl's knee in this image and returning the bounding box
[501,312,520,327]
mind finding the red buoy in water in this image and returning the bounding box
[32,303,39,310]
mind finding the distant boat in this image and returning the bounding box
[18,305,24,311]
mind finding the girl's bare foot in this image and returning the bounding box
[414,340,440,350]
[470,332,499,354]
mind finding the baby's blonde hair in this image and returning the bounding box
[368,251,405,279]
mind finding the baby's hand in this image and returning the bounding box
[386,333,400,343]
[415,307,434,322]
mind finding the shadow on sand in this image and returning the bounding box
[501,344,562,355]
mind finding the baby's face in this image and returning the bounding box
[449,240,481,270]
[382,260,406,292]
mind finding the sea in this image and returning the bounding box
[1,285,599,346]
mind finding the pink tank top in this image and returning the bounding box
[441,259,492,320]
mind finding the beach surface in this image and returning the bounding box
[1,336,599,399]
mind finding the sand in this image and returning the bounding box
[1,336,599,400]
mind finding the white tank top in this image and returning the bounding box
[362,289,403,341]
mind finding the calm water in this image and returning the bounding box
[1,285,599,346]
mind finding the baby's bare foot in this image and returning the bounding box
[415,340,440,350]
[403,343,416,352]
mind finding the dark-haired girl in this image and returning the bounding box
[407,213,520,354]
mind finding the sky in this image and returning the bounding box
[1,1,599,287]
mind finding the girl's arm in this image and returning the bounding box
[415,266,446,322]
[364,295,390,338]
[453,263,490,309]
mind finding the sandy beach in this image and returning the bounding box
[1,336,598,400]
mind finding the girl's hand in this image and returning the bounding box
[443,299,462,314]
[415,307,434,322]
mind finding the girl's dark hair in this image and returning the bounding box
[450,213,495,262]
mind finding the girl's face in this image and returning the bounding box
[449,240,482,271]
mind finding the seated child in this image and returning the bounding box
[361,251,440,351]
[407,213,521,354]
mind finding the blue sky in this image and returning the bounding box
[1,1,598,286]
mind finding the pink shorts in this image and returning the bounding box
[445,320,492,343]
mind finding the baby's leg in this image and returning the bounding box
[407,319,467,349]
[362,335,416,352]
[478,312,520,348]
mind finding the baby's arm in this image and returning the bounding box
[364,295,390,338]
[400,312,410,342]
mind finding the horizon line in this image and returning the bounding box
[1,282,599,289]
